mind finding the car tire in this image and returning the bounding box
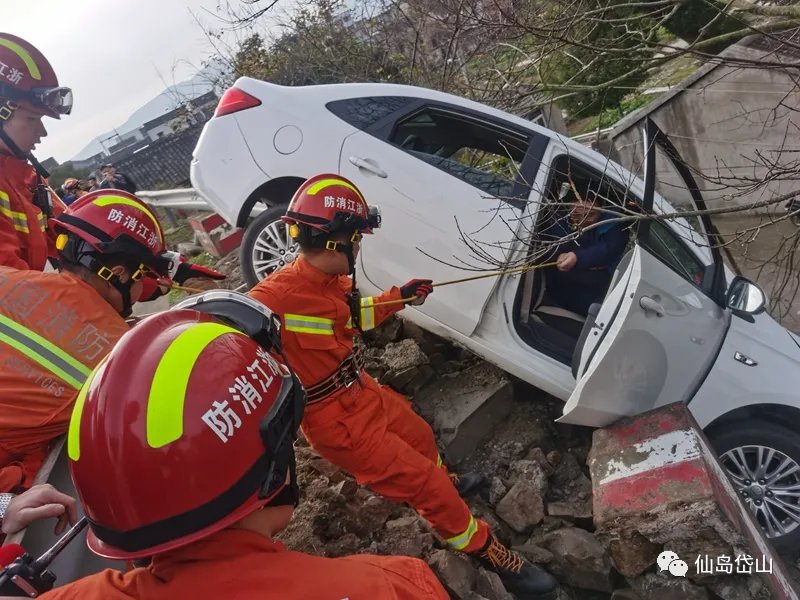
[240,204,297,288]
[706,419,800,554]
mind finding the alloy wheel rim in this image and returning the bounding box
[250,219,298,281]
[720,444,800,539]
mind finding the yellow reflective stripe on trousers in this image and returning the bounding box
[0,191,30,233]
[67,361,105,461]
[0,314,91,389]
[446,515,479,550]
[436,454,444,468]
[360,296,375,331]
[147,323,244,448]
[284,313,335,335]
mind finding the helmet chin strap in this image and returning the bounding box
[109,277,134,318]
[0,120,50,177]
[336,243,362,333]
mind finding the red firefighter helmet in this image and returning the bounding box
[61,177,79,192]
[51,189,166,270]
[282,174,380,240]
[0,33,72,118]
[67,296,305,559]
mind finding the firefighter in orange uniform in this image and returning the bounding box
[38,296,449,600]
[248,174,559,599]
[0,190,170,493]
[0,33,225,301]
[0,33,72,270]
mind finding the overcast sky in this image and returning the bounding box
[7,0,231,162]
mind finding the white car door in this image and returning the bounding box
[338,103,541,336]
[559,120,731,427]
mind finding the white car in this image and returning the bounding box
[192,78,800,550]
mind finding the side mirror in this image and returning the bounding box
[726,277,766,315]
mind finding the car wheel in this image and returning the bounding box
[707,420,800,553]
[240,204,298,288]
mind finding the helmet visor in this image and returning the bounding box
[366,205,381,230]
[30,86,73,116]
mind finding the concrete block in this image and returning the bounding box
[414,363,513,464]
[428,549,477,598]
[589,402,798,599]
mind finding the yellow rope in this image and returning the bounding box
[370,262,558,308]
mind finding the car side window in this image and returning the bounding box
[643,220,706,287]
[326,97,416,130]
[387,108,529,201]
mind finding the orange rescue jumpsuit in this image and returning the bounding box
[0,155,63,270]
[249,257,490,554]
[0,267,129,491]
[39,528,449,600]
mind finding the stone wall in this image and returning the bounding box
[611,42,800,212]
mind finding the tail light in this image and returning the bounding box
[214,87,262,117]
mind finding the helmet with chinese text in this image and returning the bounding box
[282,174,381,245]
[0,33,72,119]
[52,189,166,272]
[52,190,168,316]
[67,298,306,559]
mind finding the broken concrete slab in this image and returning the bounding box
[546,500,592,521]
[382,339,429,373]
[488,477,508,506]
[538,527,613,592]
[629,573,709,600]
[414,362,514,464]
[525,447,555,476]
[589,403,797,599]
[610,589,642,600]
[475,568,514,600]
[608,532,661,578]
[428,549,477,598]
[513,542,554,565]
[384,364,436,395]
[496,481,545,533]
[506,459,549,498]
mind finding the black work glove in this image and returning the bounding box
[173,261,226,284]
[156,251,226,284]
[400,278,433,306]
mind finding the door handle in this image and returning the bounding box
[349,156,387,178]
[639,296,665,317]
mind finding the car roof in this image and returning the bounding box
[236,77,567,142]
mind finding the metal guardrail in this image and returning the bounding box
[570,127,614,144]
[137,188,209,211]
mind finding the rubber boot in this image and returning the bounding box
[476,534,559,600]
[449,471,487,498]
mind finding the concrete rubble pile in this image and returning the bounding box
[270,316,783,600]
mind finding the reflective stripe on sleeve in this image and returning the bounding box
[284,314,335,335]
[0,313,91,390]
[0,191,30,233]
[359,296,375,331]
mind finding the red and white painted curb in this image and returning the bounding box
[589,402,798,599]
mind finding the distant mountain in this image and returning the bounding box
[72,66,224,161]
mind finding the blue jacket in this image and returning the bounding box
[543,211,627,273]
[540,210,628,315]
